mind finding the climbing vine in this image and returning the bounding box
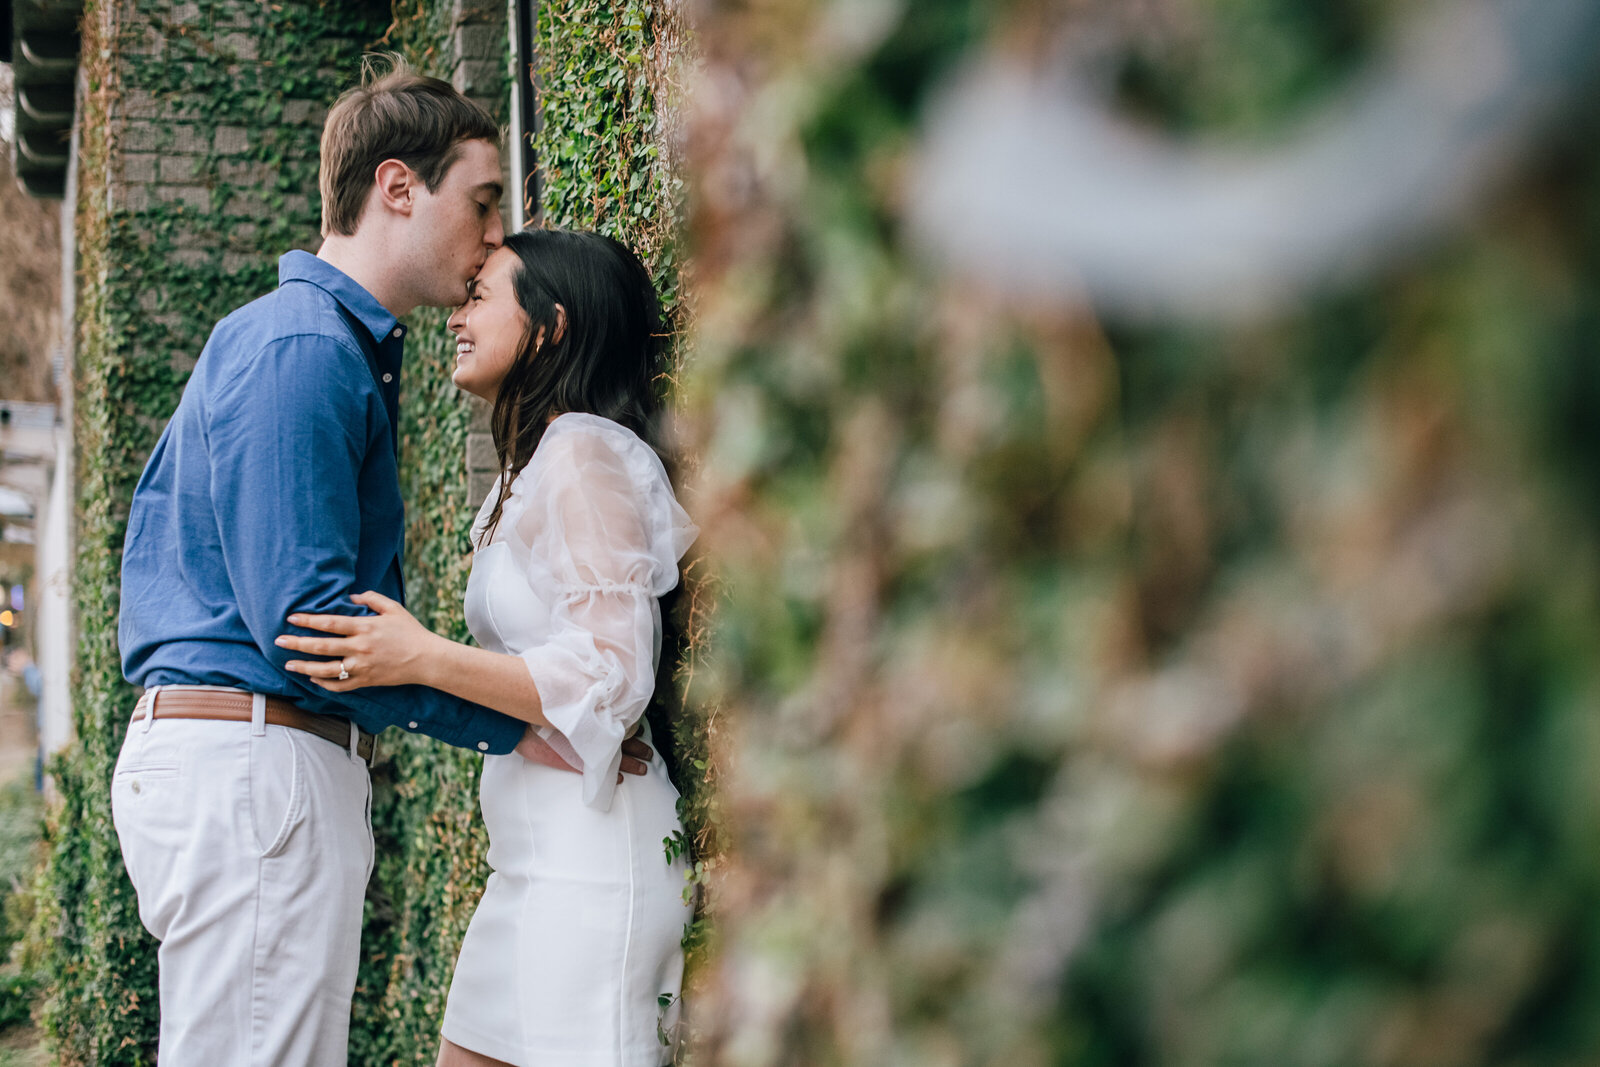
[357,4,715,1061]
[37,1,393,1061]
[37,1,702,1063]
[532,0,720,979]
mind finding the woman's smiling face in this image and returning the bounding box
[447,245,531,402]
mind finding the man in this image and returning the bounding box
[112,65,649,1065]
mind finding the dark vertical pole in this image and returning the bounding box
[514,0,540,225]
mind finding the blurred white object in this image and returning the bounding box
[911,0,1600,321]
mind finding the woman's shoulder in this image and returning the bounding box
[534,413,671,491]
[534,413,697,564]
[540,411,653,456]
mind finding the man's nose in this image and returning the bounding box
[486,209,505,248]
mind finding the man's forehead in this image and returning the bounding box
[449,139,503,188]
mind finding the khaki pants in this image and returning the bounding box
[111,687,374,1066]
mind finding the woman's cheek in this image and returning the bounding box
[484,349,513,392]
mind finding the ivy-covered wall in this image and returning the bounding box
[526,0,717,961]
[43,1,390,1060]
[40,1,703,1063]
[356,2,712,1059]
[682,1,1600,1064]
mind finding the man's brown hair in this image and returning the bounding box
[318,58,499,237]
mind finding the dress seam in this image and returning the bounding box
[519,757,537,1056]
[617,780,638,1066]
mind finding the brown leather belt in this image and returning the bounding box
[132,687,378,764]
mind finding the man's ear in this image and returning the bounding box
[373,159,416,217]
[551,303,568,345]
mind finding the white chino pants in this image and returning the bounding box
[111,689,374,1066]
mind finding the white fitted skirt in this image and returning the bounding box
[442,724,692,1066]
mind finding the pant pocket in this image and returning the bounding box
[111,764,193,940]
[249,728,305,858]
[362,768,375,884]
[113,762,180,781]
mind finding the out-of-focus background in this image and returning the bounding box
[0,49,59,1067]
[3,0,1600,1063]
[682,0,1600,1063]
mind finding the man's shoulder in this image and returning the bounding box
[208,279,366,362]
[197,282,377,413]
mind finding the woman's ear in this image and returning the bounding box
[551,303,568,345]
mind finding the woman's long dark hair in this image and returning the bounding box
[480,228,666,543]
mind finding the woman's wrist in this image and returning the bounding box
[411,631,454,689]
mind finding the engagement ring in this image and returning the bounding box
[339,661,350,681]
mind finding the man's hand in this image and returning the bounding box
[514,726,653,782]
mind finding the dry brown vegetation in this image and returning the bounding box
[0,72,62,404]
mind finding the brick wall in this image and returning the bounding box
[103,0,513,515]
[449,0,512,511]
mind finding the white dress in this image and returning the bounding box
[441,413,698,1066]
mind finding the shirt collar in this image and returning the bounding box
[278,250,401,346]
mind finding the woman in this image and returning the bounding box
[275,229,696,1066]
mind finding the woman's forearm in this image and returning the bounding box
[416,634,550,728]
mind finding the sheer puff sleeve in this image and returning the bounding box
[510,413,697,810]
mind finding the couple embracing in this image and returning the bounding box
[110,63,694,1066]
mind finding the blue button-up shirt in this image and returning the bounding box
[119,251,525,754]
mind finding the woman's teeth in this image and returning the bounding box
[456,341,475,361]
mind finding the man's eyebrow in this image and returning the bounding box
[474,181,504,201]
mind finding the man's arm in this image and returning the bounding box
[207,332,525,753]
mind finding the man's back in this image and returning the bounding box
[119,251,521,750]
[120,251,403,708]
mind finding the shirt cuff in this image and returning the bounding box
[340,685,525,754]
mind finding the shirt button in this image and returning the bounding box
[392,327,403,338]
[477,741,490,751]
[382,373,393,383]
[407,721,418,729]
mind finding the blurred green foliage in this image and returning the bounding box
[0,781,43,1038]
[682,0,1600,1063]
[0,782,42,969]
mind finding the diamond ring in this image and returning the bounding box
[339,661,350,681]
